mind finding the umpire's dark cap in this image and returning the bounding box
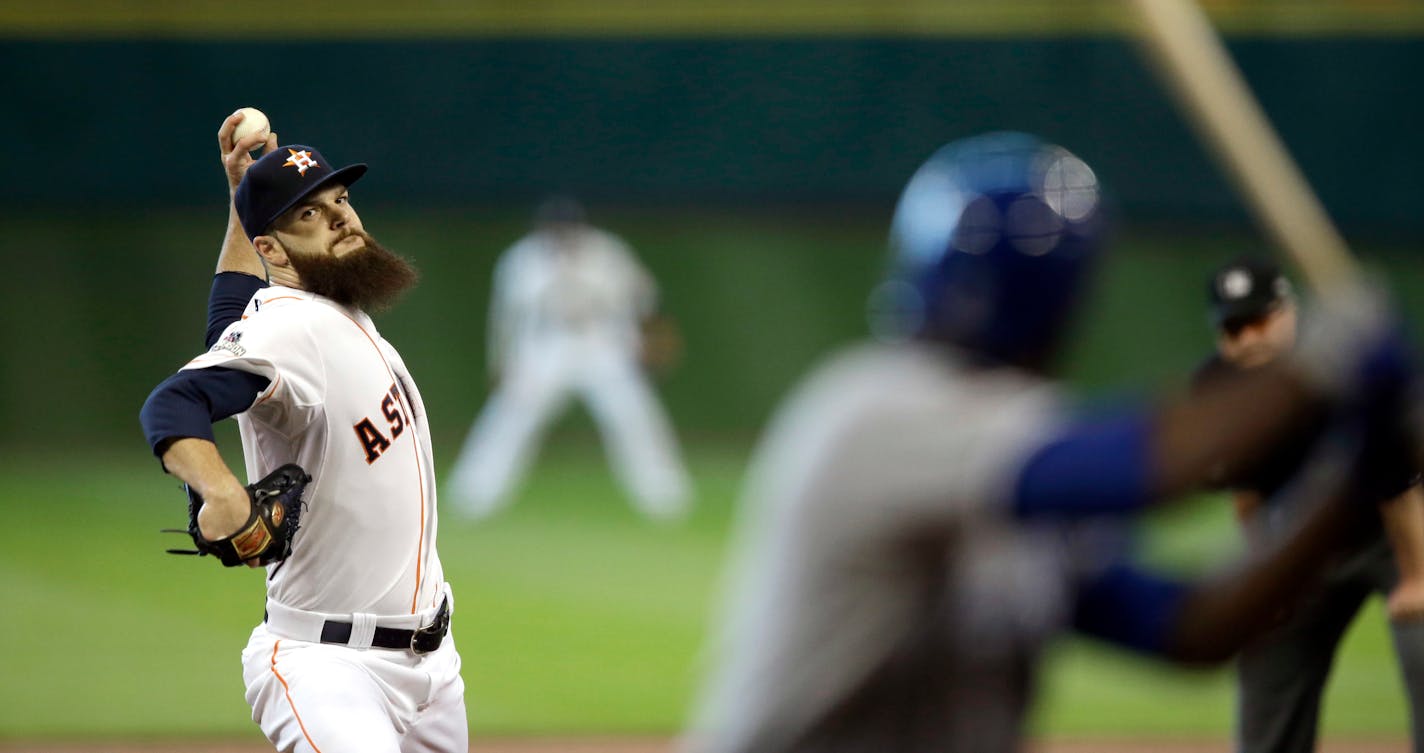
[1208,257,1293,330]
[234,145,367,241]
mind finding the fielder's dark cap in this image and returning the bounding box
[1208,256,1294,329]
[234,145,367,241]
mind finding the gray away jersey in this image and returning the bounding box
[687,343,1075,753]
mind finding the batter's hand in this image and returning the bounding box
[218,109,279,193]
[1389,579,1424,623]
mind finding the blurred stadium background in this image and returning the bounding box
[2,0,1422,747]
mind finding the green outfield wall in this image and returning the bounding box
[5,36,1423,229]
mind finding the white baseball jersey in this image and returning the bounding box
[687,342,1081,753]
[183,285,445,616]
[489,226,656,370]
[447,223,690,520]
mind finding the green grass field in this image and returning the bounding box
[0,440,1412,742]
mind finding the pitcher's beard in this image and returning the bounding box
[288,232,419,312]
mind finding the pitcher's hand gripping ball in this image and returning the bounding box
[231,107,271,147]
[164,464,310,567]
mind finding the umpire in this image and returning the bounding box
[1195,257,1424,753]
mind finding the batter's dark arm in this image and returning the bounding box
[1150,361,1323,497]
[1069,425,1391,665]
[1163,491,1364,664]
[1072,562,1191,656]
[1069,483,1367,665]
[1013,362,1319,518]
[1164,397,1413,660]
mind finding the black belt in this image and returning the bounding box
[311,596,450,654]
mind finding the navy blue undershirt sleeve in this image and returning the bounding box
[1011,410,1154,518]
[140,367,271,457]
[206,272,267,348]
[1071,560,1190,655]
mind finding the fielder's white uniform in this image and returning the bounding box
[448,225,691,520]
[184,285,466,753]
[687,342,1096,753]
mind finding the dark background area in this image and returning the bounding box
[6,37,1421,226]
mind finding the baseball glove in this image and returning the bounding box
[164,464,310,567]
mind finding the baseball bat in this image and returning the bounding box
[1125,0,1358,294]
[1128,1,1424,474]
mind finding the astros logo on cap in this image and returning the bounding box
[283,149,319,176]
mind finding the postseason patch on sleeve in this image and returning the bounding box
[209,329,247,358]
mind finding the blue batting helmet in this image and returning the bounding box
[872,132,1105,371]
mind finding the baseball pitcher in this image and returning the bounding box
[139,111,465,752]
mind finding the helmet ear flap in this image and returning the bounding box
[929,252,999,346]
[868,279,925,343]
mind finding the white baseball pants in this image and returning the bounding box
[241,622,467,752]
[449,334,690,520]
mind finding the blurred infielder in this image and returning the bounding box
[448,197,691,521]
[1194,257,1424,753]
[139,112,465,752]
[683,132,1416,753]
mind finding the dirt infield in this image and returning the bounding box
[0,738,1410,753]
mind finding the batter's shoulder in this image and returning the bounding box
[783,343,953,426]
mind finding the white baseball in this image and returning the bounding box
[232,107,271,148]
